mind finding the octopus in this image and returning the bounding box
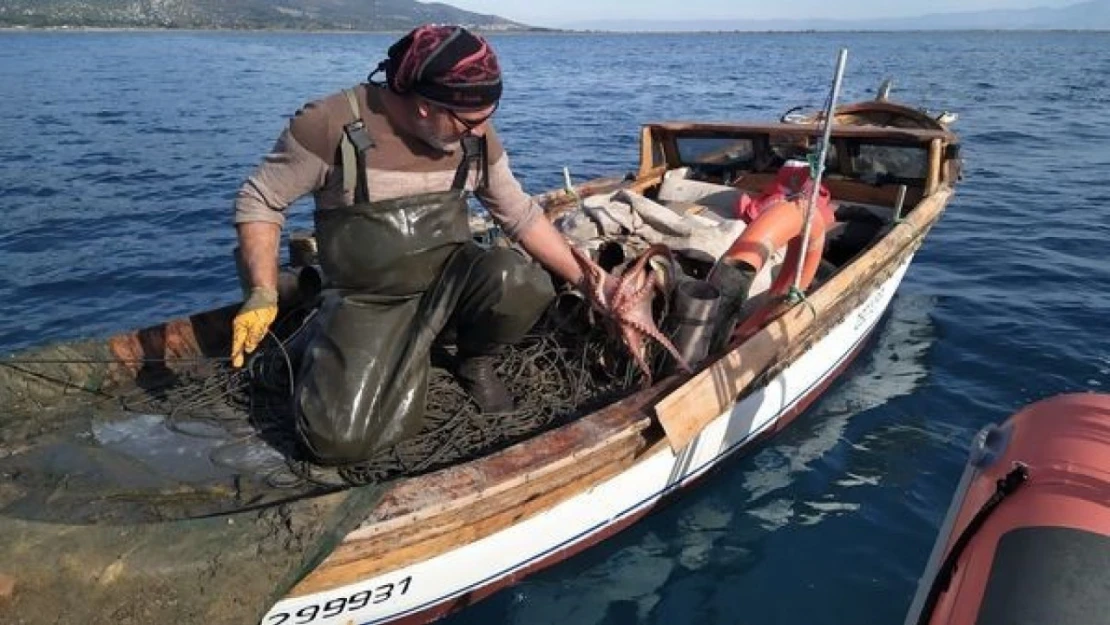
[571,243,692,387]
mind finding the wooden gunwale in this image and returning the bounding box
[322,416,647,559]
[539,171,666,220]
[287,382,673,595]
[349,381,672,529]
[291,436,646,595]
[317,436,638,571]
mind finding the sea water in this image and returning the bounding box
[1,30,1108,625]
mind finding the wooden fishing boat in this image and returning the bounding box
[0,95,960,625]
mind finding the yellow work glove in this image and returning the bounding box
[230,286,278,368]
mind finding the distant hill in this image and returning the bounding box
[564,0,1110,31]
[0,0,533,31]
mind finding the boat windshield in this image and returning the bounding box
[676,137,756,169]
[851,144,929,182]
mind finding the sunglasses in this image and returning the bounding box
[445,102,499,133]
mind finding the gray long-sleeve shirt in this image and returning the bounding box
[234,83,543,240]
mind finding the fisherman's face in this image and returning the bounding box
[414,100,497,151]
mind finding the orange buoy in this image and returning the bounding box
[905,393,1110,625]
[723,198,829,340]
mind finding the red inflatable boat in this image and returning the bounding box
[904,393,1110,625]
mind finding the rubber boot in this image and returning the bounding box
[454,348,515,414]
[708,259,756,353]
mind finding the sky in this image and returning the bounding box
[442,0,1083,26]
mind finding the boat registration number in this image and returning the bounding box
[852,282,888,332]
[266,576,413,624]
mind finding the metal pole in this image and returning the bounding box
[894,184,908,222]
[563,166,581,207]
[791,48,848,296]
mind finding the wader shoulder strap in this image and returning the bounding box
[339,88,375,205]
[451,134,489,192]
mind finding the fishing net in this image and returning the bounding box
[0,307,641,519]
[0,307,644,624]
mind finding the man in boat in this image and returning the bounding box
[230,25,602,466]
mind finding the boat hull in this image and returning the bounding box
[261,258,914,625]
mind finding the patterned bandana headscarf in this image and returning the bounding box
[373,24,502,110]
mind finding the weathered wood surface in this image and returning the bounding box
[534,176,626,213]
[654,186,953,452]
[536,171,667,219]
[639,125,657,176]
[106,306,235,377]
[0,303,238,414]
[540,171,667,221]
[825,100,949,131]
[288,379,681,596]
[292,437,642,594]
[927,138,944,195]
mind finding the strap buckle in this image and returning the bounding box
[344,120,375,154]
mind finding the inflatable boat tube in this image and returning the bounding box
[904,393,1110,625]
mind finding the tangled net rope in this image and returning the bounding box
[335,330,639,485]
[110,316,642,491]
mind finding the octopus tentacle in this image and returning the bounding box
[622,325,654,387]
[632,315,690,372]
[567,243,692,386]
[569,246,609,307]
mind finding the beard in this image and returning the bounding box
[413,117,461,153]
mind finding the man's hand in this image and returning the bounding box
[231,287,278,368]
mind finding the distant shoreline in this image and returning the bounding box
[1,25,1108,35]
[0,25,556,34]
